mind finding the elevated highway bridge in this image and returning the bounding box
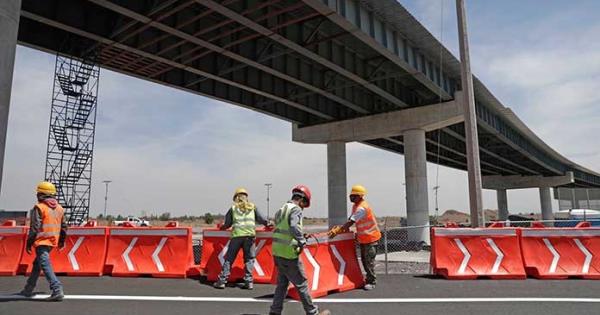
[1,0,599,240]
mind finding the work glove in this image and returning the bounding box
[58,241,66,250]
[327,225,343,239]
[294,240,306,254]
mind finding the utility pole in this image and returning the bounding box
[265,183,272,219]
[456,0,484,227]
[102,180,112,218]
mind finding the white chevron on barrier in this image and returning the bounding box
[454,239,471,274]
[486,238,504,274]
[122,237,138,271]
[151,237,168,272]
[304,250,320,291]
[68,237,85,271]
[542,238,560,273]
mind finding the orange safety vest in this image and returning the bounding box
[34,202,64,247]
[352,200,381,244]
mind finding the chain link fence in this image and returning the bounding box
[376,223,432,275]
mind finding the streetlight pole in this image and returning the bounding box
[456,0,484,227]
[265,183,272,219]
[102,180,112,218]
[433,185,441,224]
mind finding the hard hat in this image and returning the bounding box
[36,181,57,196]
[233,187,248,201]
[292,185,312,208]
[350,185,367,197]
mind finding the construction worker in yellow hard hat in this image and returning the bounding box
[19,181,67,301]
[328,184,381,290]
[214,188,272,290]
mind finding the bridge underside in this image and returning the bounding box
[13,0,600,188]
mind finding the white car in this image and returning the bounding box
[114,216,150,227]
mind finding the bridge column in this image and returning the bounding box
[0,0,20,197]
[327,141,347,228]
[404,129,430,244]
[539,187,553,226]
[497,189,508,220]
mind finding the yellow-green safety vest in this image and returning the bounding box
[231,206,256,238]
[272,202,303,259]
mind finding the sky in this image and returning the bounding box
[1,0,599,219]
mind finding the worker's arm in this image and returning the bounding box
[288,206,306,246]
[254,208,271,226]
[348,206,367,227]
[59,211,68,248]
[26,207,41,252]
[220,208,233,230]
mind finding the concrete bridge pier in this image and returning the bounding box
[497,189,509,221]
[539,187,553,225]
[0,0,21,197]
[404,129,430,244]
[327,141,348,228]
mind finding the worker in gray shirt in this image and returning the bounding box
[214,188,271,290]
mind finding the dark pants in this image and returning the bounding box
[25,246,63,293]
[270,256,319,315]
[360,242,378,285]
[217,236,256,283]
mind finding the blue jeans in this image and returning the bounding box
[25,246,62,293]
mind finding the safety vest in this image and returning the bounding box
[34,202,64,247]
[231,205,256,238]
[352,200,381,244]
[272,202,303,259]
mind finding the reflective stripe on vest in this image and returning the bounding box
[231,206,256,238]
[352,201,381,244]
[272,202,302,259]
[34,202,64,248]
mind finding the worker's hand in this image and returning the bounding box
[266,221,274,228]
[58,242,66,250]
[303,233,312,240]
[327,226,343,239]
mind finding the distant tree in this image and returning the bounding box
[204,212,214,225]
[97,214,103,219]
[159,212,171,221]
[116,214,124,221]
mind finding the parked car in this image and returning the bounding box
[114,216,150,227]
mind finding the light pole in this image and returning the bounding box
[102,180,112,218]
[265,183,272,219]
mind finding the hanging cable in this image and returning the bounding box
[434,0,445,225]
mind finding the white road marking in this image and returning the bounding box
[68,237,85,271]
[454,238,471,274]
[486,238,504,274]
[543,238,560,273]
[4,295,600,304]
[151,237,168,272]
[574,239,592,274]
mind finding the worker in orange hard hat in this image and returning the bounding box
[327,184,381,290]
[19,181,68,301]
[269,185,330,315]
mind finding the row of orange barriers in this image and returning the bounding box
[0,221,198,278]
[201,228,365,299]
[431,222,600,279]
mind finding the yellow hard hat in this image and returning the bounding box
[233,187,248,200]
[36,181,57,196]
[350,185,367,197]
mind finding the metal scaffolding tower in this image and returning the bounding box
[44,53,99,225]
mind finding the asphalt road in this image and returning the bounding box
[1,275,600,315]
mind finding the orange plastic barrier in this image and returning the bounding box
[431,227,526,279]
[521,224,600,279]
[0,221,27,276]
[104,226,192,278]
[288,232,365,300]
[201,228,275,283]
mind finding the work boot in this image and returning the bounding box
[47,289,64,302]
[240,282,253,290]
[363,283,375,291]
[213,281,226,289]
[18,289,34,297]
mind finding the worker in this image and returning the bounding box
[213,188,271,290]
[19,181,67,301]
[269,185,330,315]
[328,185,381,290]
